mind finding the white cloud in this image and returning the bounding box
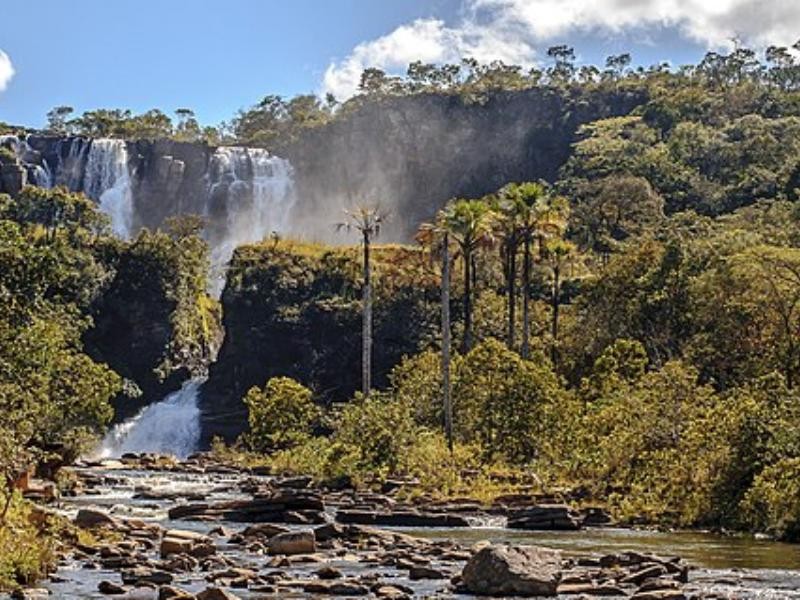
[0,50,14,92]
[322,0,800,99]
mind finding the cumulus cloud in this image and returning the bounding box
[322,0,800,99]
[0,50,14,92]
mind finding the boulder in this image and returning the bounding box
[268,529,316,555]
[97,580,126,595]
[302,580,370,595]
[409,565,447,580]
[75,509,117,529]
[158,586,195,600]
[462,544,562,597]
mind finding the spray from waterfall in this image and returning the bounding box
[206,146,296,293]
[97,379,203,459]
[82,138,135,238]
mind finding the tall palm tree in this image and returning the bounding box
[336,205,388,397]
[442,198,495,353]
[491,189,522,350]
[513,183,569,359]
[416,214,454,451]
[543,237,576,366]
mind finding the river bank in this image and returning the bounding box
[5,453,800,599]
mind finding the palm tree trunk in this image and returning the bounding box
[362,230,372,397]
[463,248,473,353]
[441,232,453,452]
[551,262,560,365]
[507,241,517,350]
[522,235,531,359]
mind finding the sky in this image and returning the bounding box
[1,0,799,129]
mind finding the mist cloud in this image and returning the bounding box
[322,0,800,99]
[0,50,14,93]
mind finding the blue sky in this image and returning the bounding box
[1,0,797,129]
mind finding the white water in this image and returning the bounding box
[206,146,296,291]
[83,138,134,238]
[97,379,203,459]
[0,134,53,188]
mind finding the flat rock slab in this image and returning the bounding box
[336,509,470,527]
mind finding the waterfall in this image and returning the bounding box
[97,380,203,459]
[83,138,134,238]
[206,146,296,292]
[0,134,53,188]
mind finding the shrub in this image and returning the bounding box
[244,377,317,452]
[741,458,800,541]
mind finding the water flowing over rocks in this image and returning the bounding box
[19,453,796,599]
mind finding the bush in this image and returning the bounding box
[741,458,800,541]
[0,495,58,591]
[244,377,317,451]
[454,338,567,464]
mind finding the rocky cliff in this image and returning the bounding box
[283,86,648,240]
[198,242,440,443]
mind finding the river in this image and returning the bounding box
[22,463,800,599]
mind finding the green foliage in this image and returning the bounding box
[0,496,58,591]
[244,377,317,451]
[453,339,565,463]
[741,458,800,542]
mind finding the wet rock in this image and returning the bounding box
[581,506,613,526]
[630,591,686,600]
[621,564,668,585]
[375,584,411,599]
[98,580,126,595]
[302,580,370,595]
[158,586,195,599]
[336,509,469,527]
[313,522,345,542]
[315,565,343,579]
[462,544,562,597]
[122,567,174,585]
[268,530,316,555]
[409,565,448,580]
[275,475,312,488]
[196,588,241,600]
[557,582,626,595]
[160,529,214,558]
[507,504,582,531]
[74,509,117,529]
[168,489,324,522]
[10,589,50,599]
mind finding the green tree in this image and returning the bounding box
[441,198,495,352]
[244,377,317,451]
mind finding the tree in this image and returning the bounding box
[441,198,495,352]
[244,377,317,451]
[543,237,576,364]
[491,190,521,349]
[336,206,388,396]
[45,106,74,135]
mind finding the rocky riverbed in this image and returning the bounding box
[9,453,800,599]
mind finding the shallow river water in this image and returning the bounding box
[12,467,800,599]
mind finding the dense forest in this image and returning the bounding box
[4,44,800,588]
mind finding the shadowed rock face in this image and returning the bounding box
[283,87,648,241]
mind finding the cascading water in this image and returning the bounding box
[82,138,134,238]
[0,134,53,188]
[205,146,296,293]
[97,379,203,459]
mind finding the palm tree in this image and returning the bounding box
[513,183,569,359]
[543,237,576,365]
[336,205,388,397]
[492,189,522,350]
[416,214,454,451]
[442,198,495,353]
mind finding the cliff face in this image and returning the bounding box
[283,87,648,240]
[198,243,440,443]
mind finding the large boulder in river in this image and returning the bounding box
[267,529,316,555]
[462,544,562,597]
